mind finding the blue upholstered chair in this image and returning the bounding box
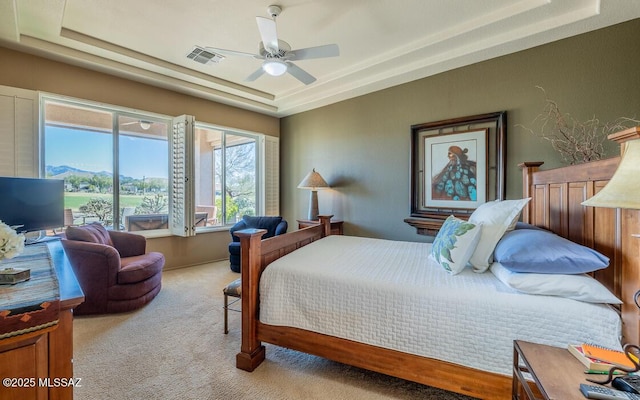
[228,216,288,272]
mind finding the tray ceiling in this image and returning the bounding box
[1,0,639,117]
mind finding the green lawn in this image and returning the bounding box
[64,192,146,211]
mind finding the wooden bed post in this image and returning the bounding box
[235,228,267,371]
[317,215,332,237]
[518,161,544,224]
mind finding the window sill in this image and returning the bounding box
[131,226,232,239]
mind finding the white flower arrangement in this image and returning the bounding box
[0,220,25,261]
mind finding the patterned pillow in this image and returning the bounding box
[430,215,482,275]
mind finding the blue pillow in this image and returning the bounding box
[514,221,545,231]
[494,229,609,274]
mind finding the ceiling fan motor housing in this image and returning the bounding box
[260,40,290,58]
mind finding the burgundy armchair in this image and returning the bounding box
[61,223,164,315]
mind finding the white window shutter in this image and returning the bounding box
[170,115,196,237]
[0,85,38,177]
[264,135,280,216]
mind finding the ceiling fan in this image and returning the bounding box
[120,120,153,130]
[199,5,339,85]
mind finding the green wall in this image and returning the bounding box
[281,19,640,242]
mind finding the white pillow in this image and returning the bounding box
[490,262,621,304]
[468,198,531,272]
[430,215,482,275]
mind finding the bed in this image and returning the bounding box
[233,145,640,399]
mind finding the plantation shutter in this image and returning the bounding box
[0,85,38,177]
[170,115,195,237]
[263,135,280,216]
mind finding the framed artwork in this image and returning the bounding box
[409,111,506,222]
[425,129,487,209]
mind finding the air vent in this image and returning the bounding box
[187,46,224,65]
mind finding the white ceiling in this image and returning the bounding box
[1,0,639,117]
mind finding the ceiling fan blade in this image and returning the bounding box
[203,46,262,59]
[245,67,266,82]
[289,44,340,60]
[256,16,279,54]
[287,62,316,85]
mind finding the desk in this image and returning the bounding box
[0,240,84,400]
[513,340,596,400]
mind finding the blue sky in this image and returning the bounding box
[45,127,168,179]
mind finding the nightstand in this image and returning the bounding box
[513,340,596,399]
[297,219,344,235]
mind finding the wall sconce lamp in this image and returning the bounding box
[297,168,329,221]
[582,127,640,305]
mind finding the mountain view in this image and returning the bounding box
[46,165,169,195]
[46,165,112,178]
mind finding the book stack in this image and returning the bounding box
[568,344,634,373]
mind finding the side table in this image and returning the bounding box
[513,340,599,399]
[0,240,84,400]
[297,219,344,235]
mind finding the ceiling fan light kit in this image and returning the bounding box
[262,59,287,76]
[193,4,339,85]
[121,120,153,130]
[139,121,152,130]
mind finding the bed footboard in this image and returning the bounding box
[235,215,332,371]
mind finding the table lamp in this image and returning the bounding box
[581,127,640,384]
[582,130,640,210]
[582,127,640,303]
[297,168,329,220]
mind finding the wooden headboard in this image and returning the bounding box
[520,155,640,346]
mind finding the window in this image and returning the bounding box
[41,94,277,235]
[43,96,170,232]
[194,124,258,227]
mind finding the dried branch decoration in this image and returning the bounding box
[520,87,639,165]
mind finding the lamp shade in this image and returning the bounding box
[582,139,640,209]
[297,169,329,190]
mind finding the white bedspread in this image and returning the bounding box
[259,235,622,376]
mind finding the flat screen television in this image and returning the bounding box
[0,176,64,233]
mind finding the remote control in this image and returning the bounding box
[580,384,640,399]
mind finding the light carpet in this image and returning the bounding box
[72,261,478,400]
